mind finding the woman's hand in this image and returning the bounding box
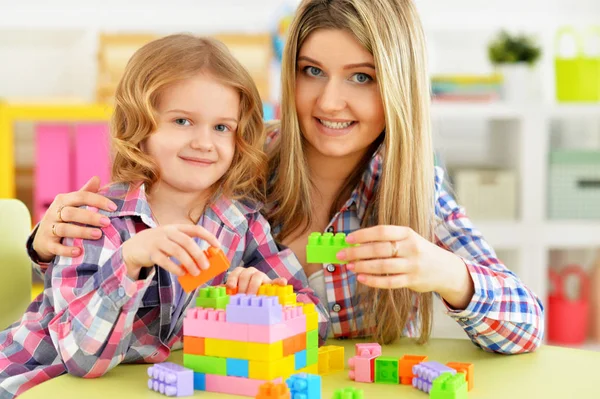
[337,226,474,309]
[32,176,118,262]
[121,224,221,280]
[225,267,287,295]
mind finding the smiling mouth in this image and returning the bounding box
[179,156,215,165]
[317,118,356,129]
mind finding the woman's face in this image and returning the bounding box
[295,29,386,160]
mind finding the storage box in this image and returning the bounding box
[453,169,518,220]
[548,151,600,219]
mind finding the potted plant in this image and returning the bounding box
[488,30,542,103]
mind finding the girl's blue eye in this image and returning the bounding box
[304,66,323,77]
[174,118,191,126]
[215,124,229,132]
[350,73,372,84]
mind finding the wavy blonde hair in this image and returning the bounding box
[111,34,266,203]
[268,0,435,344]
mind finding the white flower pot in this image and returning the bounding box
[497,63,538,103]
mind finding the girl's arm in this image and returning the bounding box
[433,167,544,354]
[48,217,154,377]
[242,212,331,343]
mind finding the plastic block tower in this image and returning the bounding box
[429,372,468,399]
[306,232,356,264]
[317,345,345,375]
[147,362,194,397]
[183,284,320,397]
[331,387,364,399]
[412,361,456,393]
[287,373,322,399]
[178,247,230,293]
[348,343,381,383]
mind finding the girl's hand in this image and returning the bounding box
[33,176,117,261]
[337,226,473,307]
[122,224,221,280]
[225,267,287,295]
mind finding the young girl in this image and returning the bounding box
[0,34,328,398]
[29,0,543,355]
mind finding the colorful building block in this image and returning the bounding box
[178,247,230,292]
[204,374,282,397]
[374,357,399,384]
[399,354,428,385]
[283,332,307,356]
[205,338,283,362]
[256,381,291,399]
[227,294,283,325]
[286,373,321,399]
[348,350,379,383]
[306,348,318,367]
[430,372,468,399]
[193,372,206,390]
[297,364,319,374]
[184,307,249,341]
[249,354,296,380]
[196,286,230,309]
[247,306,307,343]
[147,362,194,397]
[306,329,319,349]
[446,362,474,391]
[182,336,204,356]
[306,232,356,264]
[217,284,238,295]
[413,361,456,393]
[259,284,297,306]
[354,343,381,357]
[183,354,227,376]
[331,387,364,399]
[317,346,345,375]
[227,358,250,378]
[300,302,319,331]
[295,350,307,370]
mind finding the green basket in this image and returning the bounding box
[555,27,600,103]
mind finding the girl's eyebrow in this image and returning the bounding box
[297,55,375,70]
[165,109,238,123]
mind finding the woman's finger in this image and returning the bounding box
[54,190,116,214]
[48,242,82,258]
[59,206,111,229]
[338,240,412,262]
[347,257,411,275]
[346,225,412,244]
[49,222,103,241]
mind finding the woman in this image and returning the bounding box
[27,0,543,353]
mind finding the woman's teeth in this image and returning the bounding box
[319,119,353,129]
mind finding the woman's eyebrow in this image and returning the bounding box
[297,56,375,70]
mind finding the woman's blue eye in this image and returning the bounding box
[215,124,229,132]
[174,118,191,126]
[305,66,323,77]
[351,73,372,84]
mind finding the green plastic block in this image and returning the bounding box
[183,354,227,375]
[306,232,356,264]
[430,372,468,399]
[306,329,319,349]
[306,347,318,366]
[331,387,364,399]
[374,356,399,384]
[196,286,229,309]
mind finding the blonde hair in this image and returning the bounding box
[268,0,435,344]
[111,34,266,204]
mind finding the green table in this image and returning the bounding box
[19,338,600,398]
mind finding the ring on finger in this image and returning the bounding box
[52,224,59,237]
[390,241,400,258]
[57,205,66,223]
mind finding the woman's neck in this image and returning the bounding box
[306,146,365,201]
[146,181,209,225]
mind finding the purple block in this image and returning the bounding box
[147,362,194,397]
[226,294,283,325]
[412,361,456,393]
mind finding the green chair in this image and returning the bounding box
[0,199,32,330]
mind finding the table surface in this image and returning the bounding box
[19,338,600,398]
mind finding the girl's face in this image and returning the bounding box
[144,72,238,196]
[295,29,386,161]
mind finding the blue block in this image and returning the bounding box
[226,358,249,378]
[287,373,321,399]
[295,350,307,370]
[193,372,206,390]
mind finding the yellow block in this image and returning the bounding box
[249,354,296,380]
[318,345,345,375]
[298,363,319,374]
[204,338,283,362]
[300,302,318,331]
[258,284,297,306]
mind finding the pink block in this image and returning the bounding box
[34,124,72,222]
[247,307,307,343]
[355,343,382,357]
[184,308,249,341]
[348,354,377,383]
[74,123,111,188]
[204,374,282,397]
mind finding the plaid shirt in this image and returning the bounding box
[3,183,329,399]
[266,128,544,354]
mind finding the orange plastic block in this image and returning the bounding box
[183,336,205,356]
[399,354,428,385]
[282,332,306,356]
[446,361,474,391]
[178,247,230,293]
[216,284,238,295]
[256,381,291,399]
